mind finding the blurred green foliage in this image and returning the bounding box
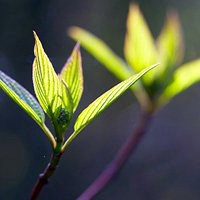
[69,3,200,112]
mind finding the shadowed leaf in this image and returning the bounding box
[0,70,44,124]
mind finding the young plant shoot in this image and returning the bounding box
[69,4,200,112]
[0,31,155,199]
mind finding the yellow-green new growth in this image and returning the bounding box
[0,30,155,151]
[60,43,83,113]
[33,32,73,121]
[69,3,200,110]
[62,64,157,151]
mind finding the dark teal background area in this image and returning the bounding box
[0,0,200,199]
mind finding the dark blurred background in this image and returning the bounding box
[1,0,200,199]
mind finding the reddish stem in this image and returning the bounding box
[30,152,62,200]
[77,111,153,200]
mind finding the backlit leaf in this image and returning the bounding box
[124,3,158,84]
[68,27,153,110]
[62,64,157,150]
[0,70,44,124]
[157,11,183,80]
[159,59,200,104]
[68,26,132,81]
[60,43,83,112]
[33,32,73,118]
[33,32,73,136]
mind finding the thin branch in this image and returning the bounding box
[30,152,62,200]
[76,110,154,200]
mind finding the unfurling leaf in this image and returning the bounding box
[157,11,184,80]
[62,64,157,150]
[0,70,45,124]
[124,4,158,84]
[33,32,73,136]
[159,59,200,104]
[68,27,132,81]
[61,43,83,112]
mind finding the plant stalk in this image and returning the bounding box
[76,110,154,200]
[30,151,62,200]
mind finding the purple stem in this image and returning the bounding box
[77,111,153,200]
[30,152,62,200]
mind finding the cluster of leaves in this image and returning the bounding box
[69,3,200,111]
[0,32,155,152]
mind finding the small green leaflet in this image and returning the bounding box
[159,59,200,105]
[156,11,183,80]
[33,32,73,121]
[0,70,45,124]
[68,27,132,81]
[124,4,157,85]
[62,64,157,150]
[60,43,83,113]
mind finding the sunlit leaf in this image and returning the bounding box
[33,32,73,135]
[159,59,200,104]
[62,64,157,150]
[68,26,149,102]
[60,43,83,112]
[0,70,44,125]
[74,65,155,133]
[68,26,132,81]
[124,3,158,84]
[157,11,184,80]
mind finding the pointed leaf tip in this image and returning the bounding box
[60,43,83,112]
[33,32,73,135]
[62,64,157,150]
[75,63,157,134]
[68,26,132,81]
[74,42,80,50]
[156,9,183,79]
[124,3,158,84]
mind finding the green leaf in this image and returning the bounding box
[156,11,184,80]
[68,27,151,110]
[68,26,132,81]
[159,59,200,104]
[33,32,73,136]
[33,32,73,116]
[0,70,45,124]
[124,3,158,84]
[60,43,83,112]
[62,64,157,150]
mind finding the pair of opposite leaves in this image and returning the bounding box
[69,4,200,108]
[0,31,155,150]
